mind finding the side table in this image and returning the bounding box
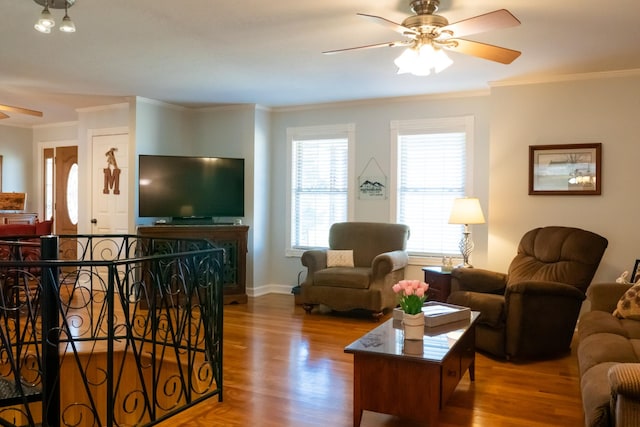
[422,266,452,302]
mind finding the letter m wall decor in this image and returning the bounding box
[103,147,121,195]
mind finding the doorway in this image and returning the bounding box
[43,145,78,236]
[90,133,129,235]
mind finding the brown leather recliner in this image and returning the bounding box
[300,222,410,317]
[447,226,608,360]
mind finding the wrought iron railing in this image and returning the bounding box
[0,234,224,427]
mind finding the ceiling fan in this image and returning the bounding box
[324,0,521,74]
[0,104,43,120]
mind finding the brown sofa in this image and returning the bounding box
[578,282,640,427]
[447,226,608,359]
[300,222,409,316]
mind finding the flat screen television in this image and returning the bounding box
[138,155,244,219]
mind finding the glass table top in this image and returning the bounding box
[344,311,480,362]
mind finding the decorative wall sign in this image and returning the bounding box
[358,157,387,200]
[103,147,121,195]
[529,143,601,195]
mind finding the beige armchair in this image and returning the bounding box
[300,222,410,317]
[447,226,608,360]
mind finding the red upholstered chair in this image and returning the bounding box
[34,219,53,235]
[0,224,36,236]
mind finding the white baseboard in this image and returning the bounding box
[248,283,295,298]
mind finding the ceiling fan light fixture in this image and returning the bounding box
[425,44,453,73]
[394,47,426,75]
[394,43,453,76]
[328,6,521,74]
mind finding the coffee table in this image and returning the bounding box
[344,311,480,426]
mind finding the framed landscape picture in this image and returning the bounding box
[529,143,601,195]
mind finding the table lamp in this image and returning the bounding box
[448,197,485,268]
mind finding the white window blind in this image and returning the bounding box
[392,117,473,256]
[287,124,354,252]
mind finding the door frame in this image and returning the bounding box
[85,127,130,235]
[37,139,77,222]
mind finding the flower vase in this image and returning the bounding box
[403,337,424,355]
[402,312,424,341]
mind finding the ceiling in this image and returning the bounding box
[2,0,640,127]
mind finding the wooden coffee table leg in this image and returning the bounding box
[469,359,475,381]
[353,358,362,427]
[354,407,363,427]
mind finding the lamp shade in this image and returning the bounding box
[448,197,485,225]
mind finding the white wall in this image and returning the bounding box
[133,97,194,227]
[252,107,272,294]
[489,73,640,282]
[134,97,193,155]
[7,71,638,293]
[268,93,492,287]
[191,104,259,291]
[0,126,33,208]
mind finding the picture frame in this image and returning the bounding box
[0,192,27,211]
[529,143,601,195]
[632,259,640,283]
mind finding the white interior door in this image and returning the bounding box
[91,133,129,235]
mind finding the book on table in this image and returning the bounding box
[393,301,471,327]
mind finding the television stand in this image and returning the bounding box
[170,216,213,225]
[137,224,249,304]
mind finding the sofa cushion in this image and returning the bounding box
[614,283,640,320]
[581,362,619,427]
[328,222,409,267]
[578,333,639,377]
[622,321,640,340]
[579,311,631,341]
[314,267,371,289]
[326,250,354,268]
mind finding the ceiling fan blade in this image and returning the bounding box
[0,112,9,119]
[357,13,418,37]
[444,39,521,64]
[441,9,520,39]
[0,104,43,117]
[323,40,411,55]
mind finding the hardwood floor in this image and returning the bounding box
[157,294,584,427]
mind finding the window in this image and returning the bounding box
[286,124,355,255]
[43,148,54,221]
[391,116,474,258]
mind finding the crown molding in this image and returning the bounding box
[490,69,640,89]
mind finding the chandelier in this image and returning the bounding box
[34,0,76,34]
